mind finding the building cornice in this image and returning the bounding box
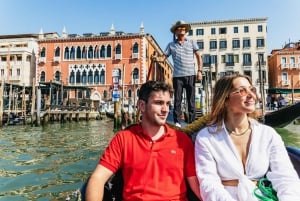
[190,17,268,26]
[37,33,146,43]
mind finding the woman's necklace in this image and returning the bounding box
[225,123,251,136]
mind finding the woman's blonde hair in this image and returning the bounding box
[207,74,258,128]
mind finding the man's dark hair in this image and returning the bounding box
[138,81,173,102]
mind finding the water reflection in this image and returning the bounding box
[277,123,300,147]
[0,120,114,201]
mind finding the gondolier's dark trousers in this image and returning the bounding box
[173,75,196,124]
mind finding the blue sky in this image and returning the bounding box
[1,0,299,53]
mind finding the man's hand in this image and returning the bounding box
[197,71,203,81]
[151,55,164,62]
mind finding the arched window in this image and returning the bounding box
[70,46,75,59]
[82,70,87,83]
[132,43,139,59]
[69,71,75,83]
[76,46,81,59]
[94,70,99,84]
[133,68,139,79]
[133,43,139,53]
[107,45,111,57]
[100,45,105,58]
[82,46,87,59]
[103,90,107,99]
[116,44,121,54]
[94,45,99,59]
[128,89,132,98]
[54,71,60,81]
[100,69,105,84]
[64,47,69,60]
[40,47,46,57]
[76,71,81,83]
[40,71,45,82]
[88,45,93,59]
[88,70,93,83]
[55,47,60,57]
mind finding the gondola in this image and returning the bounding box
[66,145,300,201]
[263,102,300,128]
[66,112,300,201]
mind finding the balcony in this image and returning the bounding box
[256,61,266,67]
[53,57,60,63]
[38,57,46,64]
[256,78,266,84]
[282,80,290,86]
[290,63,298,69]
[243,62,252,66]
[132,53,139,59]
[115,54,121,60]
[203,63,210,67]
[9,75,21,81]
[280,63,289,69]
[226,62,235,66]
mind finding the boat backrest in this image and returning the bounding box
[286,146,300,177]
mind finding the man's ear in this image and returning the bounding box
[137,100,146,112]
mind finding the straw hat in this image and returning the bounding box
[170,20,191,33]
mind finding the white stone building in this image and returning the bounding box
[187,18,268,113]
[0,34,39,87]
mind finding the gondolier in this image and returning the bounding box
[155,20,203,127]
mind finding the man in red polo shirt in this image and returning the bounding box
[86,81,201,201]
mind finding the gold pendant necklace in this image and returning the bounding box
[225,124,250,136]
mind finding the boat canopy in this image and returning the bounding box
[267,88,300,94]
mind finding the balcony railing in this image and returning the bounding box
[243,62,252,66]
[226,62,234,66]
[38,57,46,64]
[115,54,121,60]
[9,76,21,81]
[54,57,60,62]
[132,53,139,59]
[256,61,266,66]
[203,63,210,67]
[281,80,290,86]
[256,78,266,84]
[280,63,289,69]
[290,63,298,69]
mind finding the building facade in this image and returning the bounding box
[187,18,268,109]
[268,41,300,102]
[36,25,173,108]
[0,34,39,87]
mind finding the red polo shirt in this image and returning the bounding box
[99,124,196,201]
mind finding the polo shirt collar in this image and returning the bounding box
[136,123,174,138]
[175,38,188,44]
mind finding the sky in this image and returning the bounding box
[1,0,299,54]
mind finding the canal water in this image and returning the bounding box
[0,119,300,201]
[0,120,115,201]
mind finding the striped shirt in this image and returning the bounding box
[164,38,199,77]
